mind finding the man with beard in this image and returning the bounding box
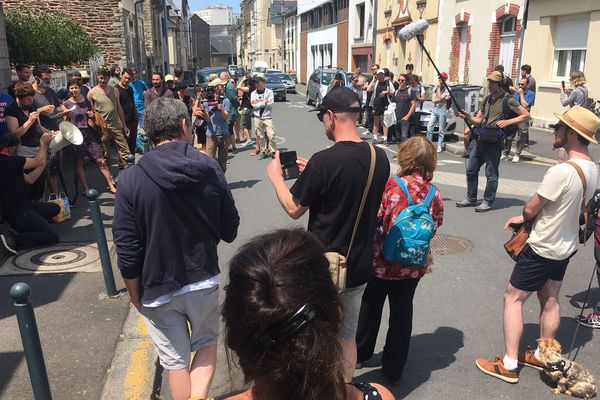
[88,66,131,169]
[144,72,174,109]
[475,106,600,384]
[8,64,32,99]
[116,68,139,155]
[266,87,390,383]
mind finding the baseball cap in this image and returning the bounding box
[309,87,362,117]
[376,69,385,75]
[487,71,503,82]
[439,72,448,80]
[165,74,174,82]
[79,70,90,79]
[405,63,414,69]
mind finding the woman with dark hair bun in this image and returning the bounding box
[220,229,394,400]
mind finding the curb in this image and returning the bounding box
[101,306,157,400]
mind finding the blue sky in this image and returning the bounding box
[178,0,240,13]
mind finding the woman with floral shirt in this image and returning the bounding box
[356,136,444,384]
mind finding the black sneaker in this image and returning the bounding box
[258,153,270,160]
[0,224,17,255]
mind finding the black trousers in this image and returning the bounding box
[126,121,138,155]
[356,277,420,382]
[8,202,60,249]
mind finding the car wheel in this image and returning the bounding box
[315,95,322,109]
[306,91,312,105]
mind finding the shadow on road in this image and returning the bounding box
[491,197,526,210]
[0,351,24,396]
[228,179,261,190]
[354,326,464,398]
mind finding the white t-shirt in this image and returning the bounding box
[528,158,599,260]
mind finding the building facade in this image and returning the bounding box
[190,14,211,69]
[349,0,374,73]
[521,0,599,125]
[197,5,235,25]
[373,0,441,84]
[435,0,525,87]
[284,9,297,74]
[297,0,350,84]
[268,1,296,72]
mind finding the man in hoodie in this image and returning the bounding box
[113,98,239,400]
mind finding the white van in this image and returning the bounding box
[252,61,269,75]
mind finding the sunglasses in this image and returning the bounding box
[399,79,406,82]
[317,110,329,122]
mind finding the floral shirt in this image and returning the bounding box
[373,174,444,280]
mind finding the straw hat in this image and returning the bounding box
[208,78,226,87]
[552,105,600,145]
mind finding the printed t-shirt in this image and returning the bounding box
[528,158,599,260]
[290,141,390,287]
[4,102,40,147]
[393,87,415,119]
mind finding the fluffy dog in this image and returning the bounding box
[537,338,597,398]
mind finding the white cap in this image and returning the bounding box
[376,69,385,75]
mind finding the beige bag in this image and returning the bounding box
[326,144,376,292]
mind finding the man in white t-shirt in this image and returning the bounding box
[476,105,600,384]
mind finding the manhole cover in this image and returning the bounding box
[1,243,104,274]
[430,234,472,256]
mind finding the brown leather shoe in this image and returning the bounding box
[518,348,544,370]
[475,356,519,384]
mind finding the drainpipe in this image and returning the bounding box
[371,0,377,66]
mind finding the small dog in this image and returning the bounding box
[537,338,597,398]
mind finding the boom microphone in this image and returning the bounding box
[398,19,429,41]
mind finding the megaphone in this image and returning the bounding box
[49,121,84,156]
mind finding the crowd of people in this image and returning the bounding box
[1,58,600,400]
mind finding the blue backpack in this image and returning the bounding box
[382,177,436,267]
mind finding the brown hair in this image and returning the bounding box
[14,82,35,98]
[570,70,586,87]
[396,136,437,181]
[222,229,346,400]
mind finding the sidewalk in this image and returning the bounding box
[0,157,156,400]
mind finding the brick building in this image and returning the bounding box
[436,0,525,86]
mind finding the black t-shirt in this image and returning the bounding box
[116,84,137,123]
[0,154,32,218]
[393,87,415,119]
[290,141,390,287]
[4,102,40,147]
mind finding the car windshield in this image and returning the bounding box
[266,77,282,84]
[274,74,293,81]
[321,72,335,85]
[198,70,225,83]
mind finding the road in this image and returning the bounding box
[156,91,600,399]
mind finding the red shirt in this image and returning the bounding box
[373,174,444,280]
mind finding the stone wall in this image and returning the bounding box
[3,0,128,66]
[0,4,12,90]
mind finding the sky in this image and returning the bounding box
[179,0,241,14]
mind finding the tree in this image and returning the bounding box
[5,9,98,68]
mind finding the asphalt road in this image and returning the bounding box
[155,92,600,399]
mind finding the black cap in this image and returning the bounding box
[406,63,414,69]
[72,71,82,78]
[309,87,362,113]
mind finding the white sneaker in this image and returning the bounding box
[500,154,508,161]
[437,146,442,153]
[512,155,520,163]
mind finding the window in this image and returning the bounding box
[499,16,516,79]
[355,3,365,39]
[458,24,467,82]
[502,16,515,34]
[552,14,589,80]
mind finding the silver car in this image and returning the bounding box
[267,73,296,93]
[306,67,348,107]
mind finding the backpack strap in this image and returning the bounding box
[393,176,413,206]
[423,184,437,207]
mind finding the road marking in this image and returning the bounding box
[524,160,555,167]
[123,317,154,400]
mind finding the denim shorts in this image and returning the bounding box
[339,283,367,339]
[141,286,219,370]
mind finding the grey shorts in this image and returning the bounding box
[141,286,219,370]
[339,283,367,339]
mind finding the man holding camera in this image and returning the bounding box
[457,71,529,212]
[201,78,231,172]
[251,77,276,159]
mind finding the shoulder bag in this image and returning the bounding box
[504,220,532,261]
[326,143,376,292]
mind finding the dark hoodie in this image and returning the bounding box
[113,141,239,302]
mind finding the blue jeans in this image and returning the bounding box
[426,107,447,146]
[466,141,502,204]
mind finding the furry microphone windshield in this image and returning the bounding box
[398,19,429,41]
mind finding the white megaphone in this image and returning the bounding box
[49,121,84,156]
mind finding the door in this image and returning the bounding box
[499,16,516,79]
[458,24,467,82]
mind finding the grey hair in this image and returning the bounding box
[144,98,191,145]
[219,70,230,80]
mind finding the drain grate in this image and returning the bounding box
[430,234,472,256]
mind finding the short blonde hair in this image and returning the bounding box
[570,70,586,87]
[396,136,437,181]
[208,73,218,82]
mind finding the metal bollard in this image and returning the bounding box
[86,189,118,296]
[127,154,135,166]
[141,133,150,154]
[10,283,52,400]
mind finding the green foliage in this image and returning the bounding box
[5,8,99,68]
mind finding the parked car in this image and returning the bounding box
[228,65,242,78]
[266,69,282,74]
[306,67,348,107]
[196,66,228,87]
[265,76,287,101]
[266,72,296,93]
[415,100,457,135]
